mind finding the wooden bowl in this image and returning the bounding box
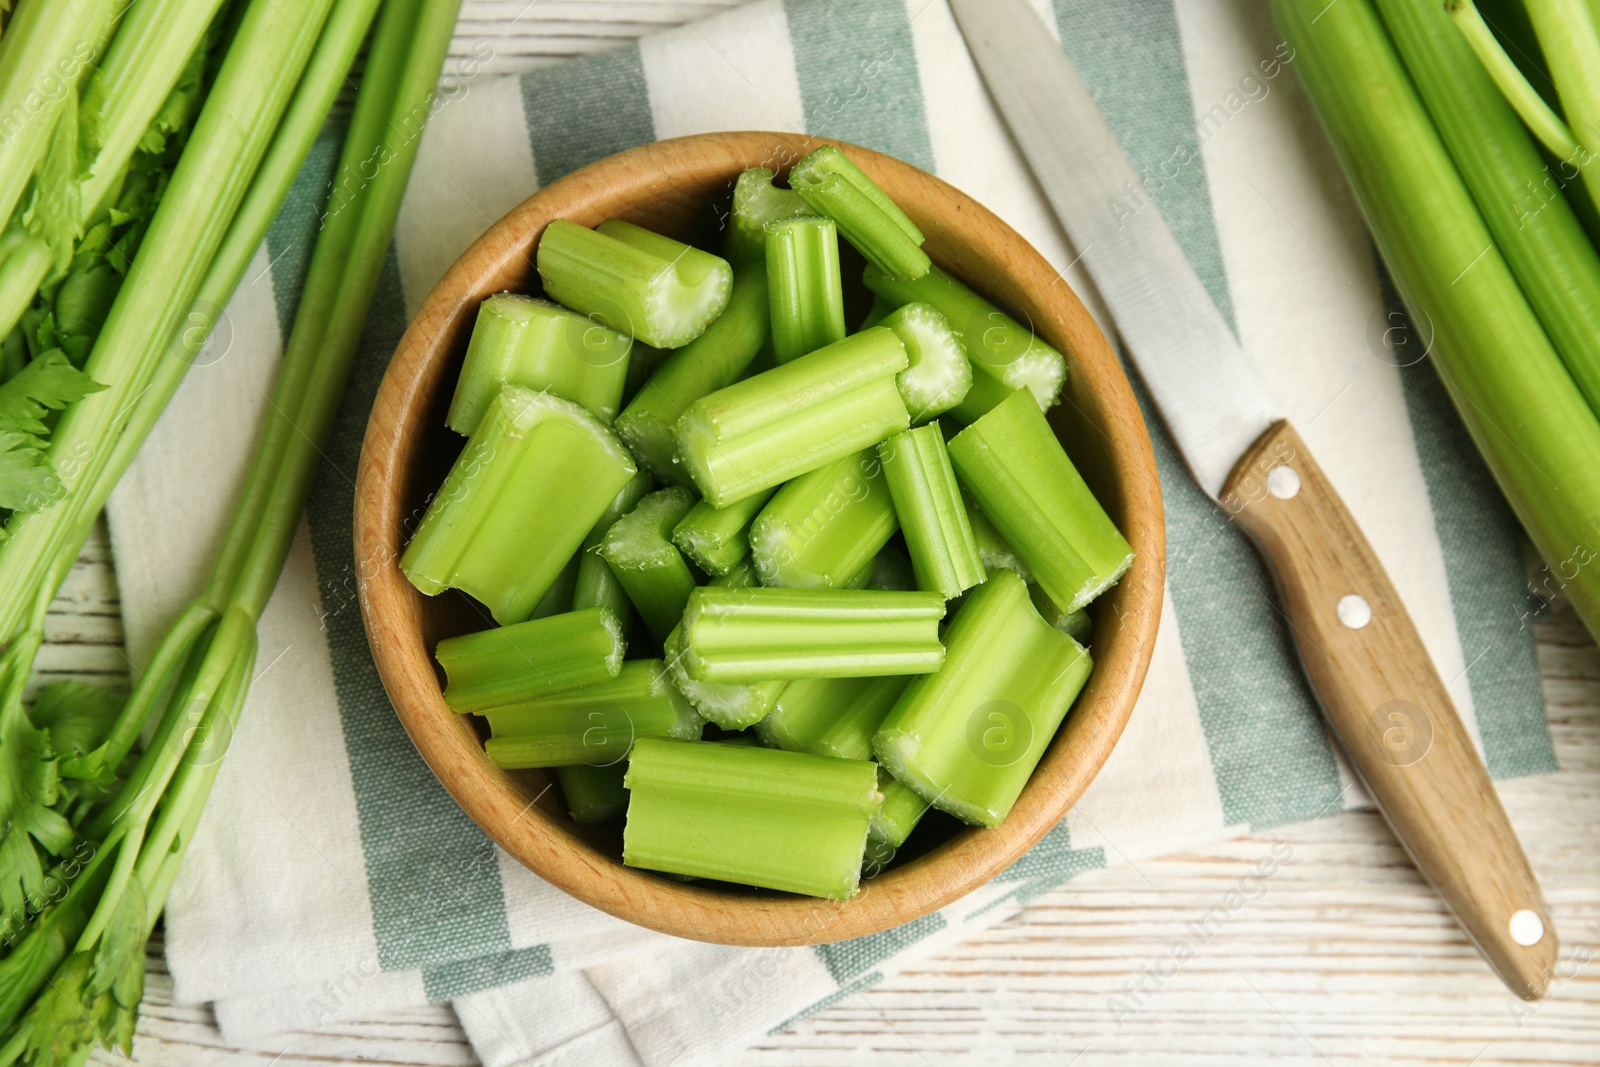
[355,132,1164,946]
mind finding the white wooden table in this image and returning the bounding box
[62,1,1600,1062]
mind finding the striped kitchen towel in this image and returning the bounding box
[102,0,1557,1064]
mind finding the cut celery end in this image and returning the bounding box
[670,487,773,577]
[664,623,786,730]
[864,263,1066,414]
[401,385,638,624]
[597,486,700,642]
[748,449,898,588]
[949,390,1134,612]
[681,587,946,682]
[727,166,811,264]
[867,541,918,591]
[869,770,929,850]
[873,570,1092,827]
[484,660,701,769]
[614,260,771,483]
[622,737,880,899]
[675,328,910,507]
[437,605,626,714]
[965,491,1034,582]
[879,424,985,599]
[754,675,910,761]
[573,471,655,632]
[557,763,629,824]
[536,218,733,348]
[446,293,633,434]
[789,145,930,281]
[766,214,847,363]
[1030,583,1093,643]
[880,303,972,422]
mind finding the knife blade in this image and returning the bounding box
[950,0,1557,999]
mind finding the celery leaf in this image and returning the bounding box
[0,350,105,515]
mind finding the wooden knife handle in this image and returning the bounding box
[1222,420,1557,999]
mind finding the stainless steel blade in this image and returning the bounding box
[950,0,1279,499]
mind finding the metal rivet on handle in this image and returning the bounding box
[1267,465,1301,500]
[1337,594,1372,629]
[1509,909,1545,947]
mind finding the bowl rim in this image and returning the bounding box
[354,131,1165,947]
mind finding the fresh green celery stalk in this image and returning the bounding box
[613,260,770,483]
[484,660,701,769]
[1520,0,1600,213]
[671,487,774,577]
[765,215,846,363]
[867,541,917,591]
[726,166,810,264]
[1449,1,1581,160]
[537,218,733,349]
[965,491,1033,581]
[622,736,880,899]
[864,263,1066,420]
[676,327,911,507]
[949,390,1133,612]
[869,769,928,851]
[788,145,930,281]
[1030,584,1093,643]
[402,385,638,624]
[597,486,700,642]
[622,341,670,404]
[662,559,785,729]
[879,302,972,422]
[874,569,1092,827]
[435,606,625,714]
[753,675,909,760]
[573,470,654,629]
[878,424,984,599]
[557,763,629,824]
[748,449,898,588]
[680,587,945,682]
[446,293,633,433]
[529,552,580,619]
[0,228,49,339]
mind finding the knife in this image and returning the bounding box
[950,0,1557,999]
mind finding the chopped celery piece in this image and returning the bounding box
[557,763,629,824]
[676,327,911,507]
[622,342,670,404]
[949,390,1133,612]
[864,262,1066,418]
[680,587,945,682]
[402,385,638,624]
[529,551,581,619]
[874,570,1092,827]
[664,622,787,729]
[536,218,733,348]
[614,260,770,483]
[597,486,700,642]
[671,487,774,577]
[749,449,899,588]
[869,769,929,850]
[879,303,972,422]
[753,675,909,761]
[867,541,918,591]
[622,737,880,899]
[1030,583,1093,643]
[436,606,625,714]
[788,144,930,281]
[965,491,1033,582]
[446,293,633,434]
[484,660,701,768]
[728,166,812,264]
[573,470,655,629]
[878,424,985,599]
[765,215,847,363]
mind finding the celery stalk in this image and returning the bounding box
[622,341,670,404]
[664,622,787,729]
[965,491,1033,582]
[680,587,945,682]
[1521,0,1600,214]
[529,552,580,620]
[446,293,632,433]
[753,675,909,761]
[878,424,984,599]
[622,736,880,899]
[536,218,733,349]
[1448,1,1581,160]
[597,486,700,642]
[878,302,972,422]
[557,763,629,824]
[1030,583,1093,643]
[573,470,654,630]
[874,570,1092,827]
[765,215,846,363]
[869,769,929,850]
[949,390,1132,613]
[748,449,899,588]
[435,606,625,714]
[670,487,773,577]
[401,385,638,624]
[864,263,1066,419]
[485,660,701,769]
[788,145,930,281]
[676,327,911,507]
[727,166,810,264]
[613,260,770,483]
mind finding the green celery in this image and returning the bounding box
[537,218,733,349]
[1030,583,1093,643]
[671,487,774,577]
[965,491,1033,582]
[675,327,911,507]
[765,215,846,363]
[435,606,625,715]
[401,385,638,624]
[869,769,928,851]
[864,262,1066,420]
[621,341,670,404]
[878,424,984,599]
[748,449,899,588]
[879,302,972,422]
[622,736,880,899]
[613,260,770,483]
[597,486,700,642]
[573,470,654,630]
[446,293,633,433]
[664,622,786,729]
[529,552,580,619]
[726,166,810,264]
[753,675,909,760]
[867,540,917,591]
[1448,1,1581,160]
[788,144,930,281]
[860,294,893,330]
[484,660,701,769]
[949,390,1132,612]
[1521,0,1600,214]
[557,763,629,824]
[874,570,1092,827]
[680,587,945,682]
